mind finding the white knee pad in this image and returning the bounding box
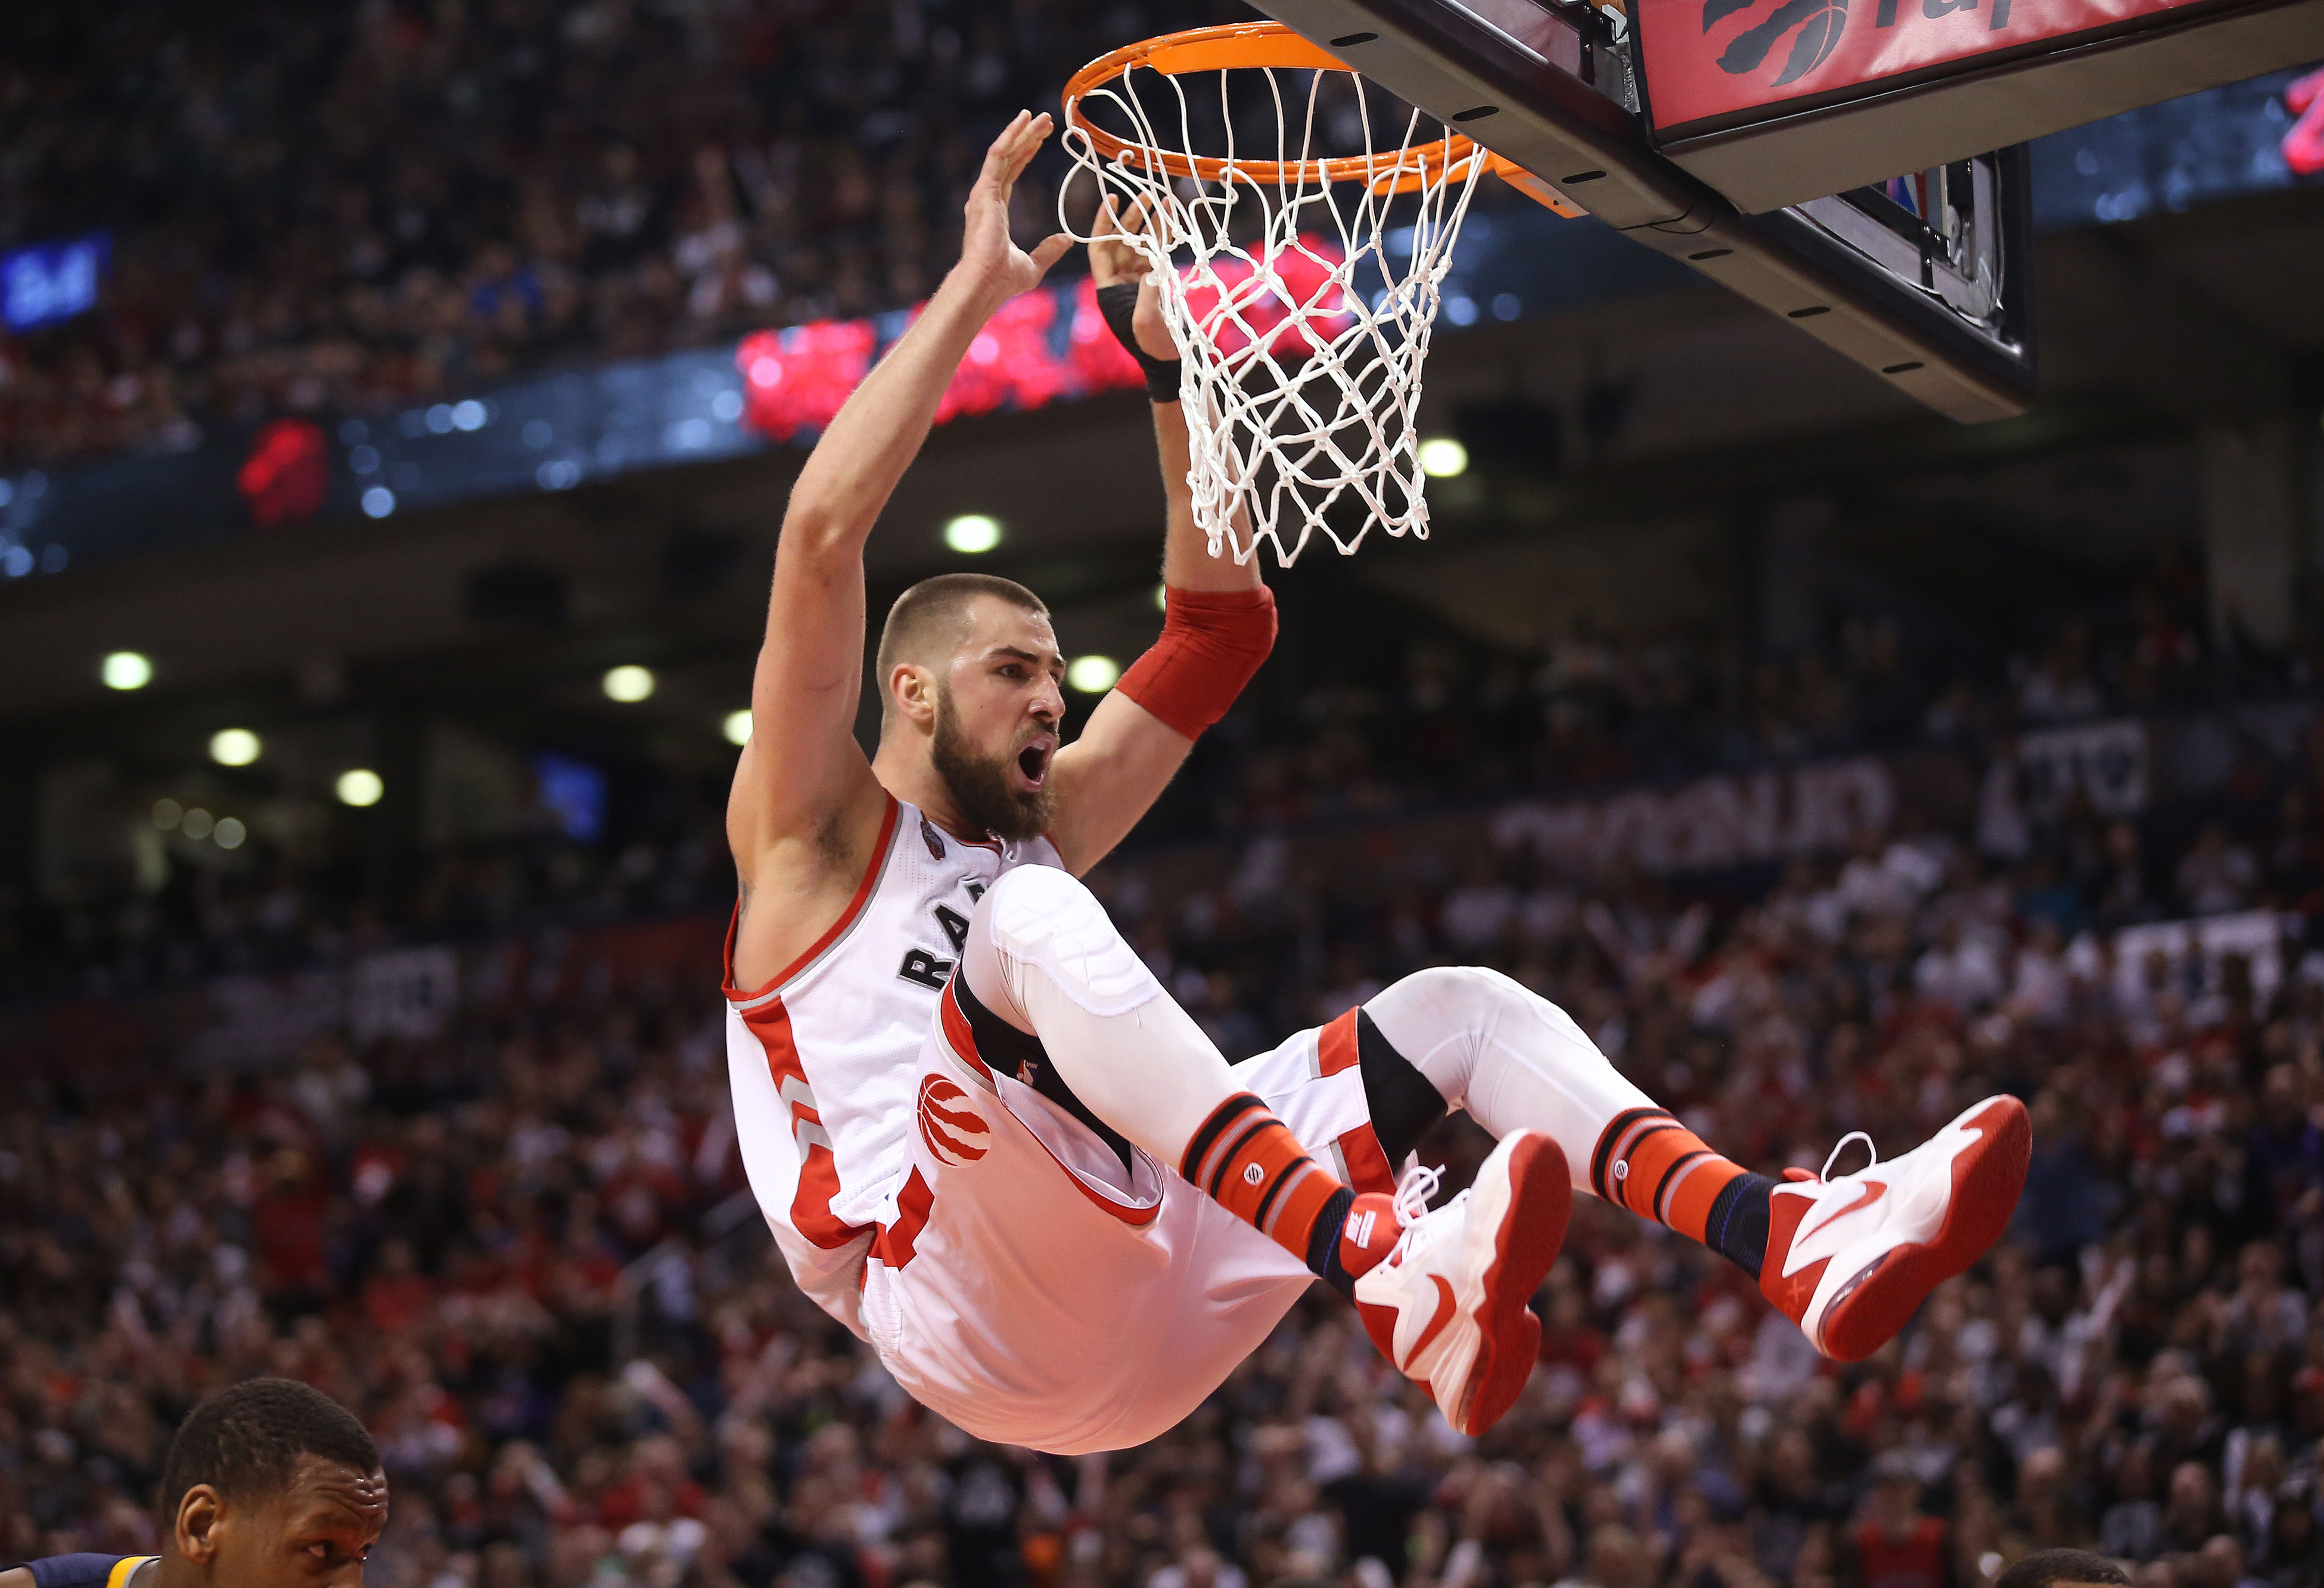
[1364,965,1530,1102]
[1363,964,1649,1160]
[977,866,1161,1019]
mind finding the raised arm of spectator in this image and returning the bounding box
[726,111,1069,977]
[1046,198,1272,874]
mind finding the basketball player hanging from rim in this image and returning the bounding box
[723,110,2031,1453]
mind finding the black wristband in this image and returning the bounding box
[1094,281,1182,403]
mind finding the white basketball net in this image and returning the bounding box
[1061,51,1492,567]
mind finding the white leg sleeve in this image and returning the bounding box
[962,866,1239,1166]
[1361,966,1658,1191]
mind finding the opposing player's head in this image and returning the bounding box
[159,1377,387,1586]
[1993,1550,2132,1588]
[877,572,1062,841]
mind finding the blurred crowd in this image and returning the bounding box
[10,557,2324,1588]
[0,0,1253,469]
[1179,548,2272,840]
[6,545,2303,1008]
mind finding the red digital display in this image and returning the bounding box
[732,237,1350,445]
[1638,0,2233,135]
[734,319,878,444]
[237,418,331,528]
[734,279,1150,445]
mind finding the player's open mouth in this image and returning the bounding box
[1015,738,1053,790]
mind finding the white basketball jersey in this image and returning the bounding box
[722,794,1062,1336]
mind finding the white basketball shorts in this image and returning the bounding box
[857,993,1397,1454]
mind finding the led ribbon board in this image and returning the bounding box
[1635,0,2324,210]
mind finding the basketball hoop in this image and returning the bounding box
[1059,22,1551,567]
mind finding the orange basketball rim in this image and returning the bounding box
[1061,19,1577,212]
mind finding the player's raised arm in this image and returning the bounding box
[1045,202,1273,875]
[727,111,1070,980]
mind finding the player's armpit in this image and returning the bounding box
[727,777,892,989]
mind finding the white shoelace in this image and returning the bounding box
[1391,1161,1444,1223]
[1820,1130,1878,1182]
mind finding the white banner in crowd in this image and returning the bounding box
[2072,908,2290,1011]
[182,947,461,1070]
[2018,718,2149,819]
[181,969,347,1071]
[1492,757,1896,875]
[350,945,461,1045]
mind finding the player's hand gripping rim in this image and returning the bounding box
[1087,192,1174,363]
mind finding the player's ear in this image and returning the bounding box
[890,662,939,729]
[175,1483,225,1566]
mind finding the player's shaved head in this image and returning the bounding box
[877,573,1048,716]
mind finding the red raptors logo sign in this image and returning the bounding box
[1644,0,2213,133]
[1702,0,1847,87]
[917,1076,990,1167]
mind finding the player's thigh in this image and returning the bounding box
[1228,1008,1397,1194]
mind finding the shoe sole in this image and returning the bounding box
[1817,1095,2030,1363]
[1453,1132,1572,1435]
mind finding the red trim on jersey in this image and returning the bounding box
[939,980,996,1084]
[1320,1008,1396,1196]
[722,794,902,1002]
[1319,1007,1360,1076]
[1338,1120,1396,1198]
[872,1167,936,1269]
[739,992,874,1251]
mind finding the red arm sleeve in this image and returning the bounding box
[1114,585,1277,741]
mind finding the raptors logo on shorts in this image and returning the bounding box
[917,1076,990,1166]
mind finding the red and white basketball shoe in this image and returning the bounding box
[1353,1130,1573,1436]
[1762,1095,2030,1362]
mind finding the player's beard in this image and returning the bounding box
[931,683,1056,844]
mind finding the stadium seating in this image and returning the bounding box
[8,553,2324,1587]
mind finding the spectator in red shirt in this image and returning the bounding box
[1850,1459,1954,1588]
[359,1239,437,1339]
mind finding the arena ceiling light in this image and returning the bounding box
[603,664,655,703]
[336,769,384,807]
[213,817,247,850]
[181,807,215,841]
[1418,439,1469,478]
[152,798,182,831]
[943,514,1002,554]
[723,708,753,746]
[1067,655,1120,693]
[209,728,262,766]
[101,651,152,690]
